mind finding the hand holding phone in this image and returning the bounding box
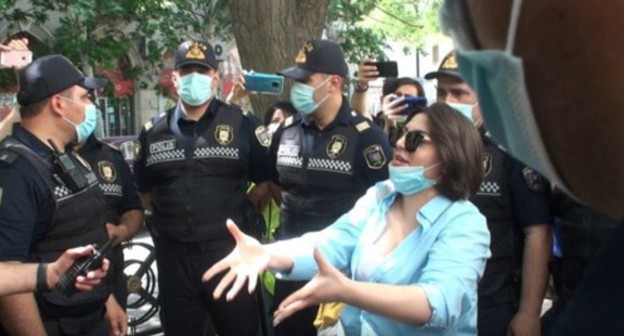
[364,61,398,78]
[0,50,32,69]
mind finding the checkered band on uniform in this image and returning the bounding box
[194,147,239,160]
[307,158,352,174]
[277,156,303,168]
[478,181,501,195]
[54,185,72,199]
[146,149,185,166]
[99,183,123,196]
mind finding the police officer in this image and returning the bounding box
[268,39,392,336]
[0,55,122,335]
[134,40,271,336]
[425,51,552,336]
[77,128,144,311]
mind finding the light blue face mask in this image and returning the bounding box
[440,0,574,197]
[389,162,440,196]
[447,102,477,121]
[60,96,98,143]
[178,72,214,106]
[290,76,331,115]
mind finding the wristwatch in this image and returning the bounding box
[354,81,369,92]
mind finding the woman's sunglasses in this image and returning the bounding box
[389,129,431,152]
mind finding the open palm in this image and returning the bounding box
[202,220,270,301]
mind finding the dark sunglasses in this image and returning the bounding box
[390,129,431,152]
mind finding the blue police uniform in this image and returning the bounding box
[134,98,270,336]
[470,132,551,336]
[268,97,392,336]
[78,135,142,310]
[0,125,112,335]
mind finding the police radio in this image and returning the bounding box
[56,235,117,297]
[48,139,88,192]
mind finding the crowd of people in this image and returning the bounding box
[0,0,622,335]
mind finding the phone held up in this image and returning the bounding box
[0,50,32,69]
[365,61,398,78]
[392,96,428,116]
[244,73,284,95]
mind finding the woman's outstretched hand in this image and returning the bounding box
[273,248,348,326]
[202,219,270,301]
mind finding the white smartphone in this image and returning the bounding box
[0,50,33,68]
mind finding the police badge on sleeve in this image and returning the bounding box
[254,126,272,147]
[523,167,545,191]
[363,144,386,169]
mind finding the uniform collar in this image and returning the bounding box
[174,98,221,125]
[302,96,352,129]
[11,123,54,158]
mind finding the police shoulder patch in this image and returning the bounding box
[0,151,18,166]
[143,120,154,132]
[254,125,272,148]
[283,116,294,128]
[355,121,370,133]
[523,167,545,191]
[363,144,386,169]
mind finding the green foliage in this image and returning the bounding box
[327,0,442,62]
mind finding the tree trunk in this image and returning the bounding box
[228,0,329,120]
[296,0,330,45]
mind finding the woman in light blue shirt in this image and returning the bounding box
[204,103,490,335]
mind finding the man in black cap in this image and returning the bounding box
[267,39,392,336]
[425,51,552,336]
[133,40,271,335]
[0,55,126,335]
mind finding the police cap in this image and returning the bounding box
[17,55,106,107]
[279,39,349,81]
[424,51,463,81]
[174,40,217,70]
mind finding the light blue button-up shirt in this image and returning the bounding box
[277,180,491,335]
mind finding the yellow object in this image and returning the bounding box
[314,302,346,329]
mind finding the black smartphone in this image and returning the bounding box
[244,73,284,95]
[365,61,398,78]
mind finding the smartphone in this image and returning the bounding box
[392,96,428,115]
[365,61,398,78]
[0,50,32,68]
[244,73,284,95]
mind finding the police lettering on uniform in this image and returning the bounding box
[425,51,552,336]
[133,40,271,336]
[0,55,121,336]
[77,133,143,311]
[268,39,392,336]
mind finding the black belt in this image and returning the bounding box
[155,238,235,255]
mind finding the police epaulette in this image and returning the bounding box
[0,151,18,165]
[281,115,301,129]
[143,111,167,132]
[351,112,371,133]
[102,141,121,153]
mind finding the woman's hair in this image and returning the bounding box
[383,77,425,97]
[407,103,484,200]
[263,101,297,126]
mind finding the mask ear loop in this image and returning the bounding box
[505,0,524,54]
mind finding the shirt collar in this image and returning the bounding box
[302,96,352,129]
[12,123,54,158]
[376,180,453,232]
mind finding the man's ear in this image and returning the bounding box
[49,95,67,117]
